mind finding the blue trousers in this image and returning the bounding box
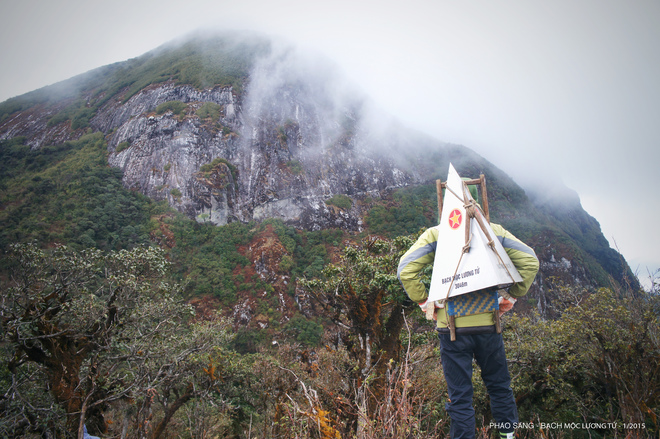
[439,332,518,439]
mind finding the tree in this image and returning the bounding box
[556,288,660,434]
[0,243,231,438]
[505,286,660,438]
[299,234,419,433]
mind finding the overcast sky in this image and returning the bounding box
[1,0,658,286]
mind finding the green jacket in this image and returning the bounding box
[397,224,539,329]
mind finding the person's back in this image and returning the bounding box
[398,206,539,439]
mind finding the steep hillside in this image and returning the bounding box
[0,32,638,324]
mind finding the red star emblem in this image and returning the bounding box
[449,209,462,229]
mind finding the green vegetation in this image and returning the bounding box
[165,215,255,304]
[170,187,182,199]
[325,193,353,210]
[277,125,288,143]
[156,100,187,118]
[0,92,50,124]
[95,34,270,107]
[534,197,635,289]
[286,159,303,175]
[0,67,112,124]
[0,134,337,311]
[116,140,130,153]
[0,83,654,435]
[503,287,660,437]
[0,134,153,254]
[260,218,344,279]
[125,36,270,98]
[47,99,96,130]
[230,327,269,354]
[285,313,324,346]
[366,184,437,237]
[299,234,419,418]
[198,157,239,189]
[196,101,222,120]
[2,226,657,437]
[0,243,235,437]
[199,157,236,176]
[0,34,271,129]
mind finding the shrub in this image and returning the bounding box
[198,157,239,188]
[170,188,182,199]
[196,101,222,120]
[286,160,303,175]
[47,100,96,129]
[70,106,94,130]
[116,141,129,153]
[0,134,152,252]
[279,254,295,272]
[277,126,288,143]
[365,185,435,237]
[326,194,352,210]
[231,328,267,354]
[156,100,187,118]
[505,287,660,437]
[285,314,324,346]
[0,244,233,437]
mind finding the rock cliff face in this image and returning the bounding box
[86,47,418,232]
[0,33,637,313]
[0,36,472,233]
[100,83,246,224]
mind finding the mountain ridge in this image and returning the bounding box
[0,32,638,319]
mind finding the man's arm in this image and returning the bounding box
[492,223,540,298]
[397,228,439,304]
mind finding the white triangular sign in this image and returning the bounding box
[427,164,523,302]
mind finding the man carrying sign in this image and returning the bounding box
[397,168,539,439]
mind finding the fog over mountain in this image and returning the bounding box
[1,1,658,287]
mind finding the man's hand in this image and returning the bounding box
[498,297,516,316]
[419,300,439,320]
